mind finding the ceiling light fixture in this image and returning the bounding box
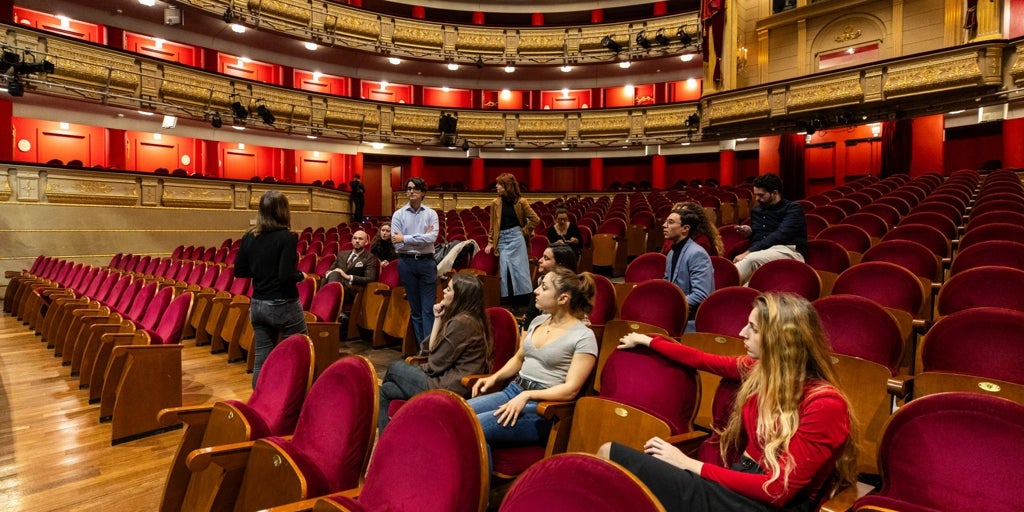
[447,61,459,71]
[388,57,401,65]
[304,41,318,51]
[560,64,572,72]
[504,65,515,73]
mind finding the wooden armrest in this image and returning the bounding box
[818,481,875,512]
[303,311,317,323]
[264,487,361,512]
[158,404,214,427]
[666,430,711,455]
[404,355,427,365]
[911,319,929,333]
[887,375,912,398]
[373,288,393,297]
[186,440,256,472]
[460,373,512,391]
[536,400,576,419]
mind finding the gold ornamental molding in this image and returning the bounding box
[43,171,139,206]
[884,49,997,98]
[786,74,864,112]
[0,169,12,202]
[1010,43,1024,86]
[161,181,235,209]
[310,188,347,214]
[249,186,311,211]
[704,91,771,124]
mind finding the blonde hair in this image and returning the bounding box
[718,293,859,499]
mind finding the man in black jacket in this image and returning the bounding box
[349,174,365,221]
[732,173,807,283]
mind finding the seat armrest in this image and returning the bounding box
[186,440,257,472]
[158,404,214,427]
[536,400,576,419]
[404,355,427,365]
[460,373,511,391]
[666,430,711,456]
[818,481,874,512]
[887,375,912,398]
[265,488,362,512]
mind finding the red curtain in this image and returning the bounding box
[778,133,806,200]
[881,119,912,177]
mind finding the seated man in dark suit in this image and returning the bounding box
[325,230,379,304]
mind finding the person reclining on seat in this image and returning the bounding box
[377,273,493,431]
[468,268,597,460]
[732,174,808,284]
[598,292,858,512]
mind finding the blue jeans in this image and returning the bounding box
[250,298,307,388]
[378,360,429,431]
[397,256,437,342]
[467,380,552,444]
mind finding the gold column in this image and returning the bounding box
[757,28,769,86]
[975,0,1003,41]
[944,0,964,46]
[892,0,904,57]
[797,19,808,77]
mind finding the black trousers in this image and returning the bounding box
[609,443,813,512]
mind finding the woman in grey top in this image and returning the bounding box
[377,272,492,430]
[468,267,598,448]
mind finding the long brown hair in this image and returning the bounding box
[496,173,522,203]
[676,201,724,256]
[253,190,291,235]
[442,273,493,367]
[718,293,859,499]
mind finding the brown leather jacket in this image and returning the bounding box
[488,197,540,255]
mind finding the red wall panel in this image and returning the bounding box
[294,70,349,96]
[218,53,280,84]
[423,87,473,108]
[361,81,412,104]
[124,33,197,65]
[13,7,103,43]
[12,118,105,166]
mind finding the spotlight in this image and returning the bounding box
[0,49,20,74]
[504,142,514,151]
[210,112,222,128]
[7,75,24,97]
[475,56,484,69]
[635,30,651,50]
[677,26,694,46]
[684,113,700,128]
[256,104,275,126]
[437,112,458,135]
[461,139,470,152]
[601,35,622,54]
[230,101,249,120]
[222,6,234,24]
[654,29,671,46]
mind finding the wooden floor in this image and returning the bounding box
[0,312,400,512]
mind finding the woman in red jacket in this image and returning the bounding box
[598,292,858,511]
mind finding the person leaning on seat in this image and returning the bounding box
[467,268,598,456]
[598,292,858,512]
[324,229,378,304]
[663,207,714,328]
[377,272,493,431]
[732,173,808,284]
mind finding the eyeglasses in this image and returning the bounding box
[406,186,420,192]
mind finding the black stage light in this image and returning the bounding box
[601,35,622,54]
[256,104,275,126]
[635,31,651,50]
[461,139,470,152]
[231,101,249,120]
[475,56,484,69]
[211,112,223,128]
[684,113,700,128]
[7,75,24,97]
[654,30,671,46]
[678,26,693,46]
[223,7,234,24]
